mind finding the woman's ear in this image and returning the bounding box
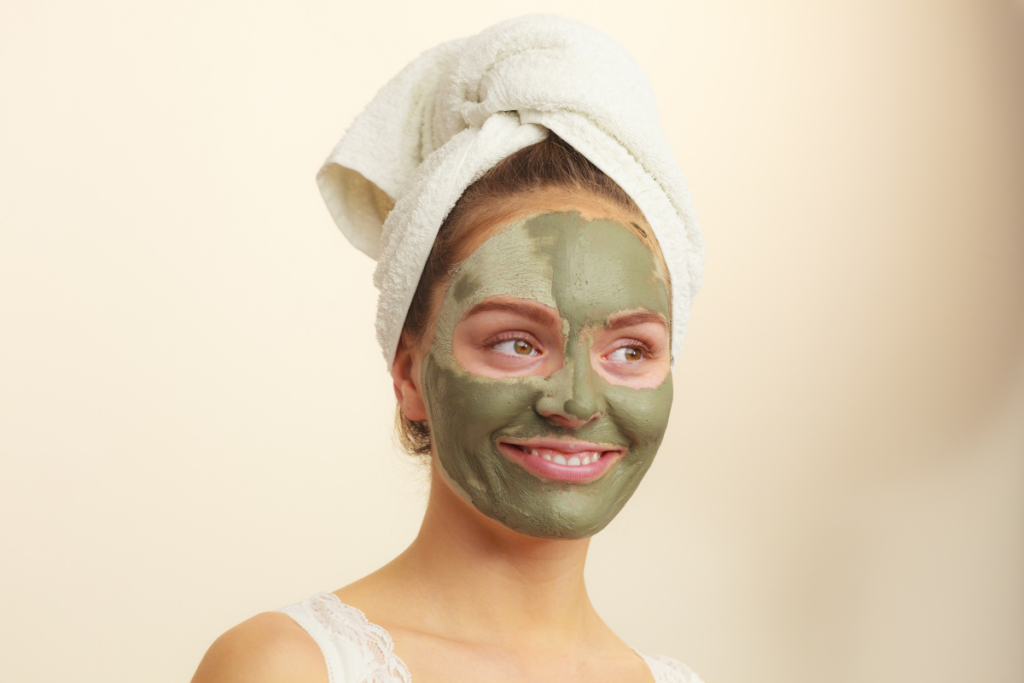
[392,334,428,422]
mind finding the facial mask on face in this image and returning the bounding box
[421,212,673,539]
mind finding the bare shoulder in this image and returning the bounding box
[190,611,327,683]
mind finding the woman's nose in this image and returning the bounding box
[535,347,604,428]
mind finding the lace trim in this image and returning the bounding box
[306,592,412,683]
[639,652,703,683]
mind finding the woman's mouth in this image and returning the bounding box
[497,439,624,483]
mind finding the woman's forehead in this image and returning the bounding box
[453,187,647,261]
[448,213,671,324]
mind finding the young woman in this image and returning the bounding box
[192,16,704,683]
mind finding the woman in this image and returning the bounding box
[192,15,704,683]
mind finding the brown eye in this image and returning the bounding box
[609,346,645,362]
[513,340,534,355]
[492,339,539,357]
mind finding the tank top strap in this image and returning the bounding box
[635,651,705,683]
[278,592,411,683]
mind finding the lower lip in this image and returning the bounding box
[498,443,620,483]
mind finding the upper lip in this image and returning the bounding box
[498,437,624,454]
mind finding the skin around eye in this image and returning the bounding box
[592,324,670,389]
[451,300,564,379]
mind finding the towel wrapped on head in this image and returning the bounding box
[317,14,705,368]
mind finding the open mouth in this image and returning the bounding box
[497,439,624,483]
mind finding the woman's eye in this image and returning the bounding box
[492,339,538,357]
[608,346,645,362]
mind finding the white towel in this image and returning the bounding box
[317,14,705,368]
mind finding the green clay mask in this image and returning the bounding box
[421,212,673,539]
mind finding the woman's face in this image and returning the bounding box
[415,203,673,540]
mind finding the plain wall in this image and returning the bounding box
[1,1,1022,682]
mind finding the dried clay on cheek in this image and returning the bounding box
[422,212,674,539]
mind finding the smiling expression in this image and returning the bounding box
[421,211,673,539]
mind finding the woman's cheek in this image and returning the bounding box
[422,354,537,458]
[604,375,674,453]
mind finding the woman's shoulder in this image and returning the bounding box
[638,652,706,683]
[190,610,328,683]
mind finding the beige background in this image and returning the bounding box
[2,1,1022,682]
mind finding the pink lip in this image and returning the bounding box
[497,439,624,483]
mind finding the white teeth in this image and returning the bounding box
[523,448,605,467]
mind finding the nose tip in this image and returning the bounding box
[537,398,602,429]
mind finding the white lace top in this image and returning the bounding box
[279,592,702,683]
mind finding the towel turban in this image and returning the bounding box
[316,14,705,368]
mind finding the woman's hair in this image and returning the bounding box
[395,133,666,456]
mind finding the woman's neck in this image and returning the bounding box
[341,461,601,649]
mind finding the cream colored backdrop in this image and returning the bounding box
[2,1,1022,682]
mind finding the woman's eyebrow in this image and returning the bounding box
[463,300,559,326]
[605,310,667,329]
